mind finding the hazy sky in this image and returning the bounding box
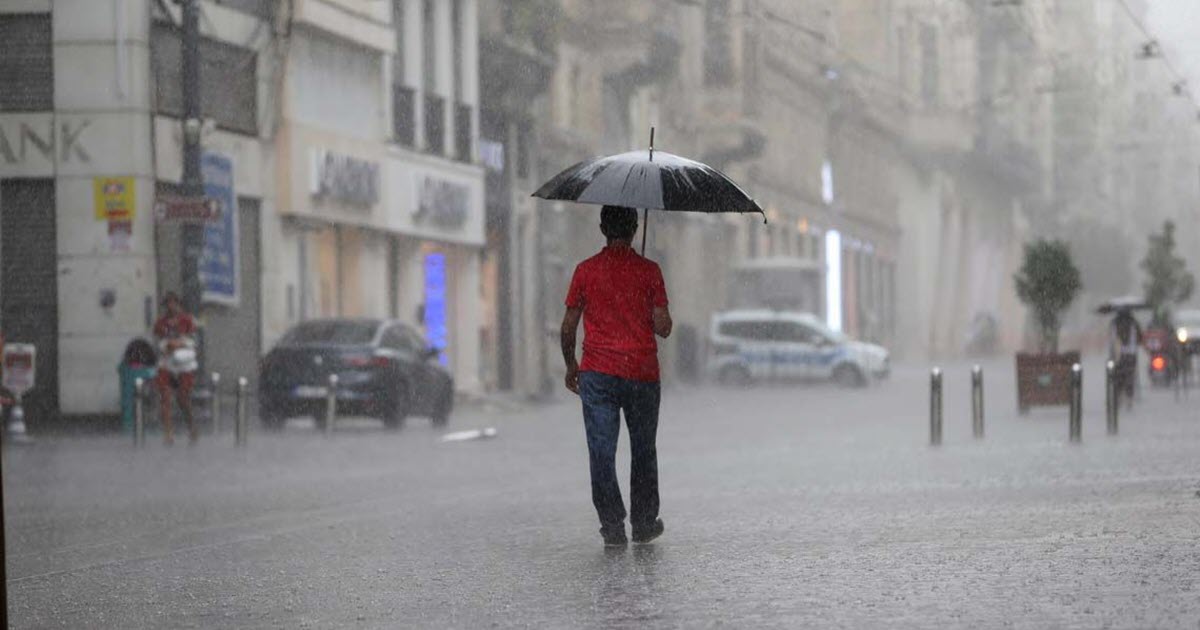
[1147,0,1200,100]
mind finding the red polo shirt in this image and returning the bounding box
[565,245,669,382]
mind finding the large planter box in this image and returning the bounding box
[1015,351,1080,414]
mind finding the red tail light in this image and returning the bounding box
[344,354,391,368]
[1151,356,1166,372]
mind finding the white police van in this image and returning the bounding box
[707,310,889,387]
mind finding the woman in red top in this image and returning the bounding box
[154,292,199,445]
[561,206,673,546]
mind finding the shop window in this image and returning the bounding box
[152,21,259,135]
[425,93,446,155]
[454,102,473,162]
[0,14,53,111]
[394,84,416,146]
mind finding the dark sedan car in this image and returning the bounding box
[259,318,454,430]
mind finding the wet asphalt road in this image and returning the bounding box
[4,357,1200,629]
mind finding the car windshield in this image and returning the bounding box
[279,321,378,345]
[806,318,847,344]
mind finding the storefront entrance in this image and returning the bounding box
[0,179,59,425]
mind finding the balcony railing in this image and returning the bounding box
[424,93,445,156]
[454,102,473,163]
[393,84,415,147]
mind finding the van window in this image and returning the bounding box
[719,320,789,341]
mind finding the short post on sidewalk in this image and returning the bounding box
[1069,363,1082,443]
[134,377,145,448]
[235,376,248,447]
[971,365,984,439]
[210,372,221,435]
[1105,360,1118,436]
[325,373,338,436]
[930,367,943,446]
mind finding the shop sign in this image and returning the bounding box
[0,116,91,168]
[154,196,222,223]
[93,176,136,220]
[200,151,240,306]
[2,343,36,396]
[415,176,469,229]
[310,149,380,208]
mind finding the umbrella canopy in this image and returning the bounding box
[1096,295,1151,314]
[532,149,765,219]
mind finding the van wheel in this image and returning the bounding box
[719,365,753,387]
[833,364,865,388]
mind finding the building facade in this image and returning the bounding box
[0,0,486,427]
[271,0,485,394]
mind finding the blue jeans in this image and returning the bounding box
[578,371,661,529]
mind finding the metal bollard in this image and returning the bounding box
[210,372,222,435]
[325,373,339,436]
[235,377,248,447]
[971,365,984,439]
[1069,363,1082,443]
[1105,360,1118,436]
[134,377,145,448]
[930,367,943,446]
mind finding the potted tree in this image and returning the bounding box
[1013,239,1083,414]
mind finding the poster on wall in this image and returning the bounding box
[107,219,132,252]
[93,176,136,221]
[200,151,240,306]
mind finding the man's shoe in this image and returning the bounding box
[600,525,627,546]
[631,519,664,544]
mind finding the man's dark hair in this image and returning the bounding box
[600,205,638,240]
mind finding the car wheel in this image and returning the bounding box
[833,364,865,388]
[431,389,453,427]
[383,386,410,430]
[718,365,753,387]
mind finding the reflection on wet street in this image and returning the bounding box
[5,358,1200,628]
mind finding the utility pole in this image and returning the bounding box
[180,0,204,315]
[178,0,207,375]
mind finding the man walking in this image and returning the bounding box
[1109,307,1142,409]
[561,206,672,546]
[154,292,200,445]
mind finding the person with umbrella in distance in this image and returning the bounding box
[154,291,200,445]
[561,206,672,546]
[540,129,765,546]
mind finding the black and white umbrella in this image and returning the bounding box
[532,129,764,254]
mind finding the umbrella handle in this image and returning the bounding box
[641,208,649,256]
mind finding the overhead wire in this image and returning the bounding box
[1111,0,1198,108]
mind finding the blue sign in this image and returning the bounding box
[200,151,239,306]
[423,253,448,367]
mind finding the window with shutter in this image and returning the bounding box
[0,14,53,112]
[151,22,259,135]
